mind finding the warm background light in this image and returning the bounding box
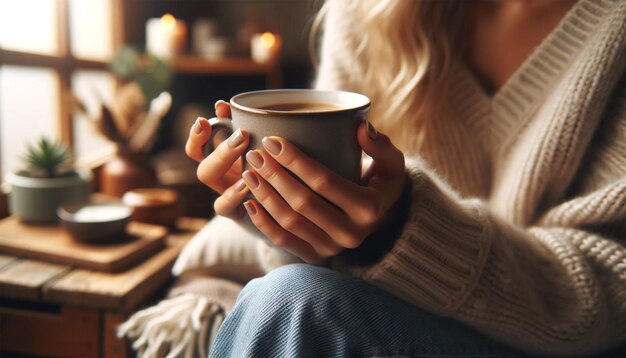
[260,32,276,48]
[147,14,187,59]
[251,32,281,63]
[160,13,176,30]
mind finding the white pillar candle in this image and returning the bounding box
[251,32,282,63]
[146,14,187,59]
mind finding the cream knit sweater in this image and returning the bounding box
[122,1,624,355]
[315,0,626,355]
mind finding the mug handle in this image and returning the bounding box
[202,117,234,158]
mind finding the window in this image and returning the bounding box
[0,0,122,181]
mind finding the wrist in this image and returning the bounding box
[338,174,412,266]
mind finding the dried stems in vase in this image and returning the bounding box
[73,83,172,154]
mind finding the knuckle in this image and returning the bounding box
[196,166,213,187]
[213,199,225,216]
[214,203,231,218]
[214,142,232,160]
[318,244,341,257]
[291,193,314,213]
[206,147,232,170]
[279,214,300,232]
[279,149,298,168]
[309,173,331,193]
[264,168,281,183]
[213,195,239,218]
[341,230,364,249]
[254,187,271,203]
[360,194,382,223]
[270,233,289,247]
[362,205,379,223]
[355,207,377,225]
[353,232,367,248]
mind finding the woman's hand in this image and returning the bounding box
[185,100,250,219]
[241,122,406,264]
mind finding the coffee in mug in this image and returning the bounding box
[258,102,346,112]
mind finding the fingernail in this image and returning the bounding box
[246,150,264,169]
[193,117,203,134]
[366,121,378,140]
[242,170,260,188]
[234,178,247,192]
[243,201,257,216]
[262,137,282,156]
[228,129,244,148]
[214,100,228,110]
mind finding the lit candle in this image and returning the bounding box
[146,14,188,59]
[251,32,282,63]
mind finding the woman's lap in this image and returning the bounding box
[210,264,524,357]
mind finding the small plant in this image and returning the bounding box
[110,47,172,102]
[22,138,74,178]
[8,137,90,223]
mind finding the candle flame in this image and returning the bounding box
[260,32,276,48]
[161,14,176,30]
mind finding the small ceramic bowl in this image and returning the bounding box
[122,188,180,227]
[57,201,133,243]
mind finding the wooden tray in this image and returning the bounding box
[0,217,167,272]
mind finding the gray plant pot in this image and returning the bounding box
[6,169,93,224]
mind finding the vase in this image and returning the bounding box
[100,147,157,198]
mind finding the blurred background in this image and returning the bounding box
[0,0,323,217]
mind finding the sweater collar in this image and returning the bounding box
[450,0,613,147]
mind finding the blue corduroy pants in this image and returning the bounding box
[210,264,524,357]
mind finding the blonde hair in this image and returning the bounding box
[312,1,462,154]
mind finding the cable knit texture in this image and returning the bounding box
[319,0,626,355]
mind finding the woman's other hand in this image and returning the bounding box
[242,122,406,264]
[185,100,250,219]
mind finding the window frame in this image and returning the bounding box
[0,0,125,181]
[0,0,124,215]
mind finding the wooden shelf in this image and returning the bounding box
[169,55,275,74]
[168,55,282,88]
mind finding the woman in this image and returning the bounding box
[186,0,626,356]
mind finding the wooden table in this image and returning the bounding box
[0,217,207,357]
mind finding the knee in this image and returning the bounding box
[212,264,355,356]
[242,263,350,303]
[213,264,411,356]
[232,264,358,332]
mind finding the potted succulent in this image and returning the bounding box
[5,138,92,224]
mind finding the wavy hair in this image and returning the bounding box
[312,0,462,153]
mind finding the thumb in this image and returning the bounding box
[215,100,231,118]
[357,121,405,178]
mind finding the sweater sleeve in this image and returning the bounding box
[318,1,625,353]
[332,156,626,355]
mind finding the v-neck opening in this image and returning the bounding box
[450,0,612,149]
